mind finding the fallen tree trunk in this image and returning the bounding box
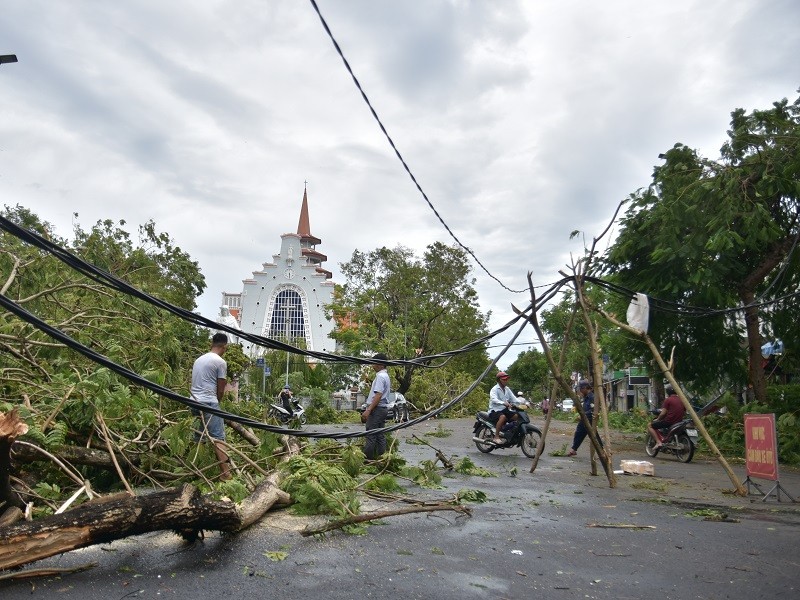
[12,442,140,470]
[0,435,300,571]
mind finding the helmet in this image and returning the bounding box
[496,371,509,380]
[517,391,524,396]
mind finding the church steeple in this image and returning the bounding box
[295,185,330,279]
[296,184,317,241]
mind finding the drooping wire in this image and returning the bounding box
[0,214,525,367]
[0,290,527,440]
[307,0,525,294]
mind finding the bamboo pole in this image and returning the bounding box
[596,306,746,496]
[513,274,615,487]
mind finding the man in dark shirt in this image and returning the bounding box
[649,385,687,449]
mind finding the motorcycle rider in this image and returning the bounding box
[488,371,519,444]
[648,384,686,449]
[279,385,294,418]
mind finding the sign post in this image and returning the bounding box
[255,358,266,401]
[743,413,796,502]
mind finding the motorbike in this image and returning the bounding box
[392,392,410,423]
[268,399,307,427]
[472,403,544,458]
[645,412,698,463]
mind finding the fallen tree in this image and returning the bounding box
[0,433,299,572]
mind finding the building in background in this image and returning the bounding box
[221,187,336,358]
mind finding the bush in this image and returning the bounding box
[700,386,800,466]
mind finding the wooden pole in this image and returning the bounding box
[596,307,747,496]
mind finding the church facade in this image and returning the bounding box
[221,188,337,358]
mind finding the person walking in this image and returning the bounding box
[567,380,601,457]
[361,353,391,459]
[190,332,232,480]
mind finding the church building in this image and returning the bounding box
[221,188,337,357]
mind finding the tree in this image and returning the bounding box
[601,94,800,403]
[328,243,490,396]
[0,207,232,502]
[506,348,550,400]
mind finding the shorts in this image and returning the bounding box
[651,419,672,432]
[488,408,512,423]
[192,403,226,441]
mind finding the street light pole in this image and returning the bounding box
[284,304,291,387]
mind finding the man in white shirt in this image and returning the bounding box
[361,353,391,459]
[488,371,518,444]
[190,332,231,480]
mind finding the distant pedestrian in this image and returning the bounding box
[541,397,550,415]
[361,353,391,459]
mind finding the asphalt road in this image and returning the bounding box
[3,417,799,600]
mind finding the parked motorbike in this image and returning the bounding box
[645,412,698,463]
[392,392,410,423]
[268,399,307,427]
[472,404,544,458]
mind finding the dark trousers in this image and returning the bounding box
[364,406,388,459]
[572,414,602,451]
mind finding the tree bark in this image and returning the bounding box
[0,435,300,571]
[738,235,795,405]
[12,442,139,470]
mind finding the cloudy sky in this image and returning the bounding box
[1,0,798,367]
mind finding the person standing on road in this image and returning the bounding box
[567,380,601,457]
[648,384,686,449]
[361,353,391,459]
[191,332,232,480]
[488,371,518,444]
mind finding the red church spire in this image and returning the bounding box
[297,184,314,239]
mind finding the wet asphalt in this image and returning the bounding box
[3,417,799,600]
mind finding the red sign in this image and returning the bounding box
[744,413,778,481]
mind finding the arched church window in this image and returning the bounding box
[269,289,305,341]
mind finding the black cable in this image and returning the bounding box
[0,214,525,367]
[0,290,522,440]
[307,0,525,294]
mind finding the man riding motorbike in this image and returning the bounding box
[488,371,521,444]
[648,384,686,450]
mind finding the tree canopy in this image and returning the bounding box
[601,93,800,401]
[327,242,490,399]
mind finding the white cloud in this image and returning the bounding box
[0,0,797,369]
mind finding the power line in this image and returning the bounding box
[308,0,525,294]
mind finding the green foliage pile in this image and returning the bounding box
[606,407,651,433]
[701,385,800,465]
[280,455,360,517]
[364,474,403,493]
[0,207,288,510]
[453,456,496,478]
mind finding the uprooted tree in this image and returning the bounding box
[0,208,471,573]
